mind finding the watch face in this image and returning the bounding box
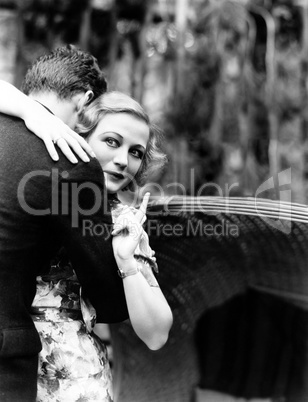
[118,269,125,278]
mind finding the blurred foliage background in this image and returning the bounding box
[0,0,308,203]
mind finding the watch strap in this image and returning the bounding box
[118,264,140,279]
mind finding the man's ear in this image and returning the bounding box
[77,90,94,114]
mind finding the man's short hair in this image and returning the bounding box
[21,44,107,101]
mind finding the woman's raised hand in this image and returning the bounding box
[112,193,150,262]
[24,105,95,164]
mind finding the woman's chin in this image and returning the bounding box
[105,180,122,194]
[106,187,118,194]
[106,183,128,194]
[106,181,129,194]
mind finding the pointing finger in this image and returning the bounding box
[135,192,150,223]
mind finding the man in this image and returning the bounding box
[0,45,128,401]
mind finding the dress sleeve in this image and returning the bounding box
[134,228,160,287]
[135,257,160,287]
[80,288,97,333]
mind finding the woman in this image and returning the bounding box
[0,83,173,401]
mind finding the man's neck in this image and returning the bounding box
[29,92,64,118]
[28,92,77,129]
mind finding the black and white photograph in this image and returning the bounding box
[0,1,307,401]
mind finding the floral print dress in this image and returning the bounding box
[31,203,158,402]
[32,258,113,402]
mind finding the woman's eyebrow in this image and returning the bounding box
[101,131,123,138]
[134,144,146,151]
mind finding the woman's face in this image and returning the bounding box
[87,112,150,193]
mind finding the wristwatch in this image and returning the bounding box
[118,264,141,279]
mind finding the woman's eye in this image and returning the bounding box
[106,138,118,147]
[130,149,144,159]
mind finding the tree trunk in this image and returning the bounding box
[79,3,92,51]
[0,8,18,83]
[300,3,308,144]
[174,0,188,98]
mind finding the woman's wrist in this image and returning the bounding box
[21,97,46,121]
[17,98,36,123]
[115,256,136,268]
[117,258,140,278]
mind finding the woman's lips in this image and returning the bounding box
[104,171,125,180]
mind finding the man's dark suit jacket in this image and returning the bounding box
[0,113,129,401]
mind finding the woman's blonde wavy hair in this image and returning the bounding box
[76,91,167,190]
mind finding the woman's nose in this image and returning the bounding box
[113,149,128,168]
